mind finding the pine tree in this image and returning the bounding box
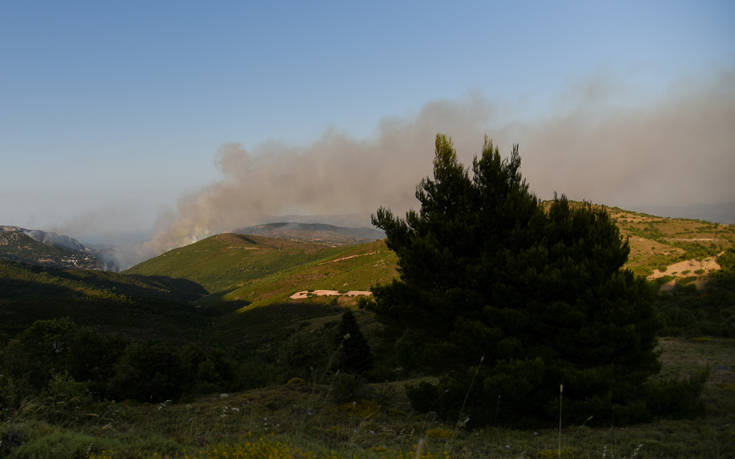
[371,134,661,425]
[334,309,373,375]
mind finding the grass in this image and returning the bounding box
[2,337,733,458]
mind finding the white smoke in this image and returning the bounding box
[135,72,734,266]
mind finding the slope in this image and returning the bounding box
[125,233,343,294]
[223,239,398,309]
[0,228,100,269]
[0,260,207,342]
[607,206,735,278]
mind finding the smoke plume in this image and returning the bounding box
[143,73,735,262]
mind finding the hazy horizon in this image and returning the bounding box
[2,1,733,265]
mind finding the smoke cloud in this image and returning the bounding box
[142,73,735,263]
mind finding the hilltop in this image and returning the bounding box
[234,222,384,246]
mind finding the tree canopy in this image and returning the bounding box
[370,135,664,425]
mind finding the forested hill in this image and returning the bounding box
[0,226,102,270]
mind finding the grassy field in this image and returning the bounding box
[2,336,732,458]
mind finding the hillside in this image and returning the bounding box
[224,239,398,309]
[2,211,734,458]
[124,207,735,310]
[607,206,735,280]
[125,233,343,294]
[0,226,102,269]
[0,259,207,342]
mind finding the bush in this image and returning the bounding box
[180,345,240,394]
[330,372,367,403]
[108,341,186,402]
[334,310,373,375]
[656,270,735,337]
[1,318,78,392]
[20,373,94,425]
[11,430,105,459]
[644,368,709,418]
[278,326,334,382]
[0,318,126,400]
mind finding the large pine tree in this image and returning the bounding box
[371,135,661,424]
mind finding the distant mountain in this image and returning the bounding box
[0,225,107,270]
[234,222,384,246]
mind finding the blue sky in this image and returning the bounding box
[1,1,733,242]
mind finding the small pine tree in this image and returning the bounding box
[372,134,663,425]
[334,309,373,375]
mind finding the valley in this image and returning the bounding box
[1,207,734,457]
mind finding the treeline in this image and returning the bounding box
[0,308,377,423]
[0,318,241,420]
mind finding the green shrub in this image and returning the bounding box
[645,368,709,418]
[718,249,735,272]
[330,372,367,403]
[180,345,240,394]
[655,270,735,337]
[11,430,101,459]
[1,318,78,392]
[0,319,127,401]
[108,341,186,402]
[21,372,94,424]
[277,327,333,382]
[334,310,373,375]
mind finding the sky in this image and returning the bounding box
[1,1,734,261]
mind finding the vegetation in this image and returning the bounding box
[370,135,682,426]
[655,248,735,337]
[0,336,731,458]
[2,135,734,456]
[0,260,206,342]
[0,230,101,270]
[125,234,342,295]
[334,309,374,375]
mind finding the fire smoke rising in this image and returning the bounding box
[143,74,735,263]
